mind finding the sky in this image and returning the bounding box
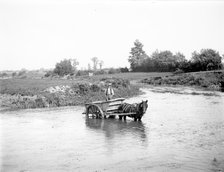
[0,0,224,70]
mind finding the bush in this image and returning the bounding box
[90,84,101,92]
[94,70,107,75]
[53,59,77,76]
[76,70,90,76]
[0,73,8,77]
[70,83,91,95]
[120,67,129,73]
[44,70,54,77]
[108,68,121,74]
[18,70,26,76]
[173,68,184,74]
[100,77,130,88]
[12,72,17,77]
[35,96,49,108]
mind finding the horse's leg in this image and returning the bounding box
[134,117,137,121]
[138,117,142,121]
[124,116,126,120]
[119,116,122,120]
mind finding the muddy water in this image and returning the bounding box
[0,86,224,172]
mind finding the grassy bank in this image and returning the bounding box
[141,70,224,91]
[0,76,142,110]
[0,72,172,110]
[2,71,223,110]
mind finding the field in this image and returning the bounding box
[0,72,172,95]
[0,72,168,110]
[1,71,223,110]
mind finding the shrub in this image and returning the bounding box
[35,96,48,108]
[0,73,8,77]
[100,77,130,88]
[90,84,101,92]
[18,70,26,76]
[120,67,129,73]
[53,59,78,76]
[76,70,90,76]
[12,72,17,77]
[94,70,107,75]
[108,68,121,74]
[173,68,184,74]
[44,70,54,77]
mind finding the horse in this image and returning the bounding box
[118,100,148,121]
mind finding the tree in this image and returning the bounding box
[70,58,79,71]
[18,69,26,76]
[148,50,187,72]
[191,49,222,71]
[128,40,148,71]
[151,50,176,72]
[91,57,99,71]
[99,60,104,70]
[88,63,92,71]
[173,52,186,63]
[53,59,79,76]
[120,67,129,73]
[12,72,17,77]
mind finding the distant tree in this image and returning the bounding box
[108,68,121,74]
[18,69,26,76]
[0,72,8,77]
[99,60,104,70]
[91,57,99,71]
[173,52,186,63]
[191,49,222,71]
[53,59,79,76]
[151,50,176,71]
[44,70,54,77]
[173,52,187,70]
[88,63,92,71]
[70,58,79,71]
[145,50,187,72]
[120,67,129,73]
[128,40,148,71]
[12,72,17,77]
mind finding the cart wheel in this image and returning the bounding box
[86,104,104,119]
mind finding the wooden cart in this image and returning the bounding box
[83,98,137,119]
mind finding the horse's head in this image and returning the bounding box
[139,100,148,115]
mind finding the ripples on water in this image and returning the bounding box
[1,87,224,172]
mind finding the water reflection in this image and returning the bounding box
[85,117,148,143]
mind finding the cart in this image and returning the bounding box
[83,98,137,119]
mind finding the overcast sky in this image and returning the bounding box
[0,0,223,70]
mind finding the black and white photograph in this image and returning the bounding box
[0,0,224,171]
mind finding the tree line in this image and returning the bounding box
[45,57,105,77]
[46,39,223,77]
[128,40,223,73]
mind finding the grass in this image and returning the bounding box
[2,71,222,110]
[0,73,146,110]
[141,70,224,91]
[0,78,77,95]
[90,72,172,81]
[0,72,172,95]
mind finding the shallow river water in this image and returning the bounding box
[1,86,224,172]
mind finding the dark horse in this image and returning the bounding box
[118,100,148,121]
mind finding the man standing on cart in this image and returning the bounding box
[105,83,114,101]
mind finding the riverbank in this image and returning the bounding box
[0,72,173,111]
[0,77,141,111]
[141,70,224,91]
[2,70,223,111]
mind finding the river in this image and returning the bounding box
[0,86,224,172]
